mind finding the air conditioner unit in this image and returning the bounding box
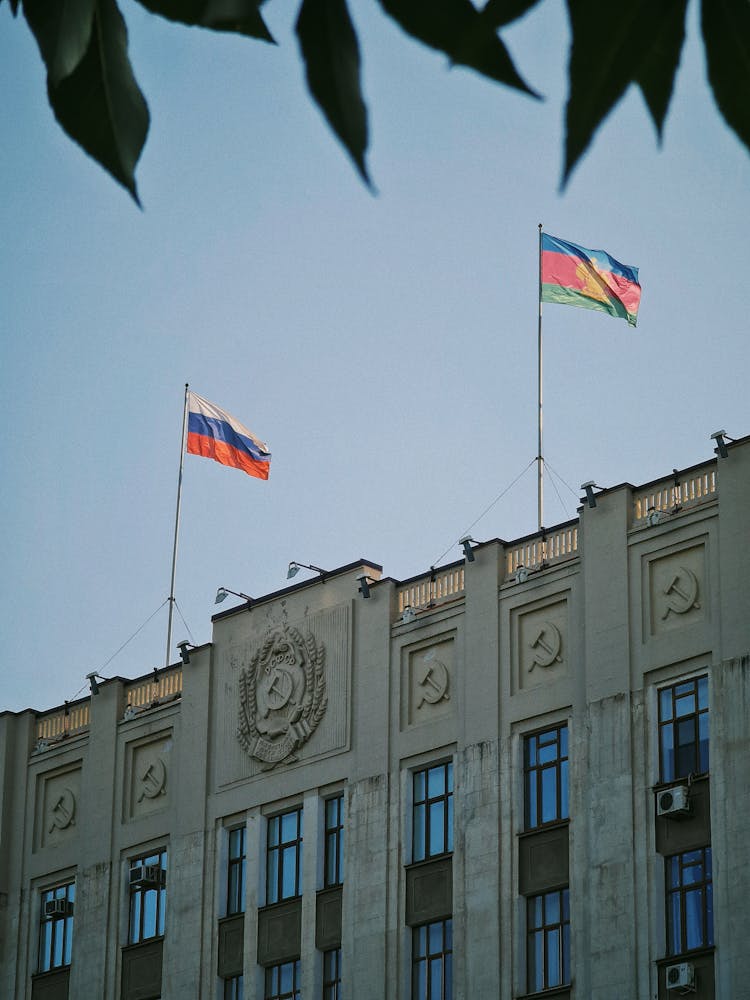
[43,898,73,918]
[666,961,694,990]
[129,864,165,889]
[657,785,691,818]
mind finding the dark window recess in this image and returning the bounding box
[666,847,714,955]
[413,762,453,862]
[267,809,303,904]
[39,882,75,972]
[128,849,167,945]
[324,795,344,888]
[223,975,244,1000]
[527,888,570,993]
[524,725,569,830]
[265,960,301,1000]
[659,676,709,783]
[412,918,452,1000]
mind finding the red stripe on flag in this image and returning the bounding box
[187,432,270,480]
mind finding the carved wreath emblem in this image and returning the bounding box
[238,625,327,767]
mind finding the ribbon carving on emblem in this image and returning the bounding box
[237,626,327,767]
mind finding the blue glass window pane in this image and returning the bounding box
[428,765,445,798]
[429,958,442,999]
[130,894,141,944]
[447,796,453,852]
[541,767,557,823]
[429,921,442,953]
[414,771,426,801]
[538,740,558,765]
[281,811,298,842]
[340,828,344,877]
[529,896,543,929]
[698,677,708,710]
[281,846,297,897]
[560,760,569,819]
[529,930,544,992]
[526,735,537,767]
[414,959,426,999]
[705,847,712,878]
[660,688,673,721]
[143,889,157,937]
[699,714,709,772]
[682,860,703,885]
[547,928,561,986]
[416,925,427,955]
[444,952,453,1000]
[444,918,452,952]
[267,852,279,903]
[545,891,560,924]
[429,801,445,855]
[706,883,714,945]
[562,923,570,983]
[562,888,570,921]
[668,892,681,954]
[447,763,453,793]
[661,725,675,783]
[40,921,52,971]
[685,889,703,949]
[63,916,73,965]
[667,856,680,888]
[559,725,568,757]
[53,923,63,968]
[157,887,166,935]
[268,817,280,848]
[280,962,293,992]
[527,773,537,828]
[413,804,426,861]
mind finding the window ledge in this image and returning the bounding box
[405,853,453,870]
[516,984,572,1000]
[652,773,709,792]
[656,945,715,966]
[518,820,570,839]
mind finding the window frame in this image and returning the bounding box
[412,917,452,1000]
[38,881,75,972]
[412,760,454,863]
[127,847,167,945]
[226,825,247,916]
[666,846,714,956]
[322,947,341,1000]
[323,794,344,889]
[264,959,301,1000]
[266,807,303,904]
[523,723,569,831]
[658,675,709,784]
[526,887,571,993]
[223,974,244,1000]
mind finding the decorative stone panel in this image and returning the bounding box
[315,886,343,950]
[35,763,81,851]
[511,596,569,692]
[217,914,245,978]
[518,823,569,896]
[401,636,454,730]
[121,938,163,1000]
[31,968,69,1000]
[405,857,452,926]
[257,898,302,966]
[123,732,172,821]
[645,542,706,637]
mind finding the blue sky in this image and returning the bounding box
[2,0,748,713]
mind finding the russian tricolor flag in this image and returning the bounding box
[186,392,271,480]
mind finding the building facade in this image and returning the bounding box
[1,434,749,1000]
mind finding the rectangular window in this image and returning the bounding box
[527,888,570,993]
[524,724,569,830]
[666,847,714,955]
[267,808,303,904]
[265,960,301,1000]
[323,947,341,1000]
[128,848,167,944]
[224,974,244,1000]
[324,795,344,888]
[39,882,75,972]
[659,676,709,783]
[412,762,453,863]
[227,826,247,915]
[412,918,452,1000]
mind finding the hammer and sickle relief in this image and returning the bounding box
[416,656,450,708]
[48,788,76,832]
[529,623,563,671]
[137,757,167,801]
[661,566,700,619]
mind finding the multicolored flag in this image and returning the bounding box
[186,392,271,480]
[541,233,641,327]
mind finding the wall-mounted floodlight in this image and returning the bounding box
[645,508,662,528]
[710,429,732,459]
[515,565,529,584]
[86,671,108,696]
[357,575,375,599]
[287,561,327,581]
[215,587,253,606]
[459,536,477,562]
[176,640,196,666]
[401,605,417,623]
[581,481,599,509]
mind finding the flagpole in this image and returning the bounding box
[537,223,544,532]
[166,383,189,668]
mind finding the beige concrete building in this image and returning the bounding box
[2,433,749,1000]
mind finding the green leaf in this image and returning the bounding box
[702,0,750,157]
[378,0,538,96]
[564,0,688,185]
[47,0,150,204]
[296,0,370,185]
[24,0,97,86]
[134,0,274,42]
